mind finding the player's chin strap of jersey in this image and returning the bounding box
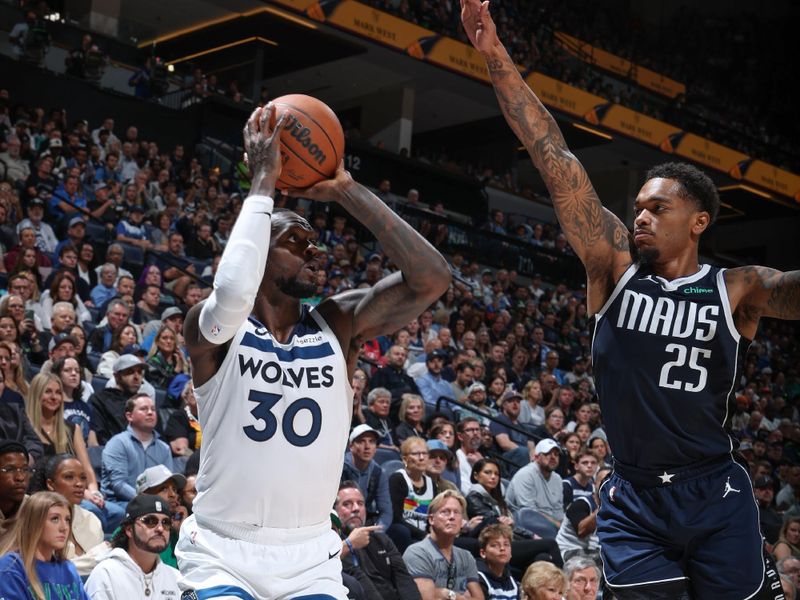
[199,194,273,344]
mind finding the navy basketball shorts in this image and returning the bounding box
[597,456,781,599]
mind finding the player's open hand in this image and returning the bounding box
[283,160,355,204]
[242,103,287,195]
[461,0,498,54]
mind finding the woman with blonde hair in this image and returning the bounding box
[25,373,105,513]
[773,517,800,560]
[146,324,189,388]
[393,393,426,445]
[0,491,89,599]
[387,436,435,552]
[521,560,566,600]
[0,340,29,396]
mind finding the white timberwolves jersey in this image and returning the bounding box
[192,307,352,529]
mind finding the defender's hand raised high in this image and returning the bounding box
[460,0,499,54]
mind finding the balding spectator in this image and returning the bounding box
[95,243,133,283]
[0,135,30,184]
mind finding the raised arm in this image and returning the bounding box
[287,168,451,344]
[726,267,800,339]
[461,0,631,306]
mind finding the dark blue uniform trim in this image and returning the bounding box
[192,585,256,600]
[240,332,334,361]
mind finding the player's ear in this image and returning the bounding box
[692,211,710,236]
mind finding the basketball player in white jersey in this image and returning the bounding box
[175,104,451,600]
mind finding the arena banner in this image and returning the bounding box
[555,32,685,99]
[599,105,681,148]
[270,0,318,11]
[742,161,800,202]
[525,72,606,119]
[672,134,749,174]
[423,37,492,82]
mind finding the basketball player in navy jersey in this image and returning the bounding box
[462,1,799,598]
[175,104,450,600]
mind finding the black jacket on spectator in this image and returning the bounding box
[341,531,421,600]
[88,323,113,354]
[0,401,44,462]
[89,387,130,445]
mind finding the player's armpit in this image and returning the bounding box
[727,267,800,337]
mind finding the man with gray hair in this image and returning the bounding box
[95,243,133,283]
[779,557,800,599]
[91,262,119,307]
[564,554,600,600]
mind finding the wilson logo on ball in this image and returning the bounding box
[285,114,327,166]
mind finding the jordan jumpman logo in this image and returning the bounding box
[723,476,740,498]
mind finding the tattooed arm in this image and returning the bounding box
[286,166,451,354]
[460,0,630,310]
[726,267,800,340]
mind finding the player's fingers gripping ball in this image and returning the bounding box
[272,94,345,190]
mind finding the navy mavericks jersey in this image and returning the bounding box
[592,263,749,470]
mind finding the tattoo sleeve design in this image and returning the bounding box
[485,52,629,277]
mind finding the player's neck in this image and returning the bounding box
[252,295,303,343]
[646,252,700,281]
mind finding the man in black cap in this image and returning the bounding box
[0,440,34,538]
[85,494,181,598]
[754,475,782,545]
[414,349,455,412]
[16,195,58,254]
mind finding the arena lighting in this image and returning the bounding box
[46,12,60,21]
[572,122,614,140]
[138,6,315,48]
[263,6,318,30]
[166,36,278,66]
[718,184,773,199]
[167,64,175,73]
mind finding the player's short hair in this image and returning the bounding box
[645,162,720,225]
[478,523,513,549]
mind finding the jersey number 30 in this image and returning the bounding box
[658,343,711,392]
[243,390,322,447]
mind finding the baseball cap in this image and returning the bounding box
[348,424,380,444]
[161,306,183,321]
[94,181,108,192]
[739,441,753,452]
[48,333,78,352]
[125,494,171,521]
[466,382,486,395]
[135,465,187,494]
[535,438,560,455]
[753,476,773,489]
[129,204,145,213]
[427,439,452,457]
[426,349,448,362]
[29,197,45,207]
[121,343,146,357]
[481,269,493,276]
[113,354,144,373]
[48,138,63,148]
[498,390,523,406]
[68,216,86,228]
[329,269,343,279]
[0,439,29,459]
[367,253,382,263]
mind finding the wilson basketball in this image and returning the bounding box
[272,94,344,190]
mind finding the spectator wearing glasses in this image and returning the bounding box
[0,440,35,538]
[456,417,484,496]
[85,494,181,598]
[403,490,483,600]
[388,437,436,553]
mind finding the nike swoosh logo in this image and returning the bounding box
[328,549,341,560]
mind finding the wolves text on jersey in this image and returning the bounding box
[238,354,335,389]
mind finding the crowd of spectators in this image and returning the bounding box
[369,0,799,176]
[0,56,799,599]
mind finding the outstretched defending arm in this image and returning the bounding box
[184,104,284,385]
[726,267,800,340]
[461,0,631,310]
[287,168,451,343]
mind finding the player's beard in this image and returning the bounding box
[630,233,660,268]
[277,275,316,298]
